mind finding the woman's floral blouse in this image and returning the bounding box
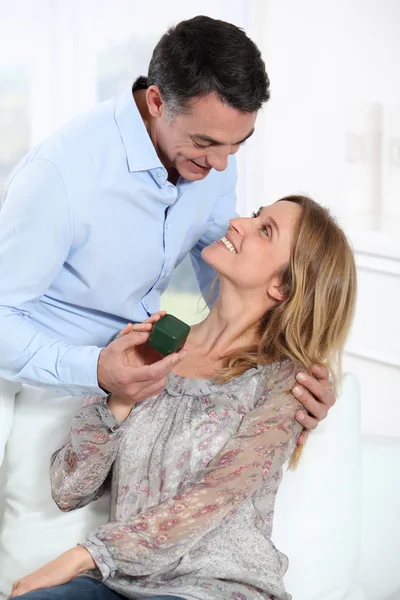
[50,360,303,600]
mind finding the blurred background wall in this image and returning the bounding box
[0,2,399,596]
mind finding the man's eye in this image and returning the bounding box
[193,141,208,149]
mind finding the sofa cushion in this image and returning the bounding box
[273,373,365,600]
[0,379,20,473]
[0,384,109,596]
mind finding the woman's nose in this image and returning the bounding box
[229,217,247,235]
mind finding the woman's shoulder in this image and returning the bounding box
[256,359,304,395]
[211,360,302,403]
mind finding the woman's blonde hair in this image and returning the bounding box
[216,195,357,468]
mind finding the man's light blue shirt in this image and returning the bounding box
[0,90,237,395]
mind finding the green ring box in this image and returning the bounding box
[148,314,190,356]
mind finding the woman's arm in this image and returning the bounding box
[50,397,124,511]
[9,547,96,598]
[50,313,174,512]
[81,361,304,580]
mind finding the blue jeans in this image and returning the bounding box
[15,576,185,600]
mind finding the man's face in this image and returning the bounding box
[150,90,257,181]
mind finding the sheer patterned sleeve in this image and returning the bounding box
[81,361,304,580]
[50,397,123,511]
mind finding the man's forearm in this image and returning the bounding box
[0,306,104,395]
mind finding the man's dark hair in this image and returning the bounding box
[145,15,270,117]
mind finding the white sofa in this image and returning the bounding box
[355,434,400,600]
[0,373,375,599]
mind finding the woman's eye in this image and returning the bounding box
[262,225,270,238]
[252,211,270,238]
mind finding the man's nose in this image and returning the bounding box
[208,148,229,172]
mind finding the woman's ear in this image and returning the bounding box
[267,275,286,303]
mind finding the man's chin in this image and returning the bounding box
[178,159,211,181]
[184,171,210,181]
[179,163,211,181]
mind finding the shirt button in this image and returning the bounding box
[157,169,164,179]
[167,187,174,193]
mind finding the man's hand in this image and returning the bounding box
[292,364,335,444]
[9,546,95,598]
[97,311,187,405]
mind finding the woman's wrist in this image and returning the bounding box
[74,546,96,573]
[106,394,132,422]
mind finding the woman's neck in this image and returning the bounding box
[173,292,269,379]
[189,304,257,356]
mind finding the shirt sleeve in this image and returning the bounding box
[0,158,104,395]
[190,156,238,304]
[81,361,303,580]
[50,396,122,511]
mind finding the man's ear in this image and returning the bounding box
[146,85,164,119]
[267,275,286,303]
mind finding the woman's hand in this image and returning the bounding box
[9,546,95,598]
[292,364,335,444]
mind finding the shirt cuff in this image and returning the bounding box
[58,344,106,396]
[80,537,117,581]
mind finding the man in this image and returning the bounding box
[0,16,333,440]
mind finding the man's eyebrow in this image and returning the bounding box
[191,128,255,146]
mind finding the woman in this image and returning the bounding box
[11,196,356,600]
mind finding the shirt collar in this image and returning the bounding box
[114,87,165,175]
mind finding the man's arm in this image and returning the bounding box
[0,158,103,395]
[0,166,186,400]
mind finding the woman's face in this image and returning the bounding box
[202,200,302,301]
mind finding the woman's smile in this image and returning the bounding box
[218,236,237,254]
